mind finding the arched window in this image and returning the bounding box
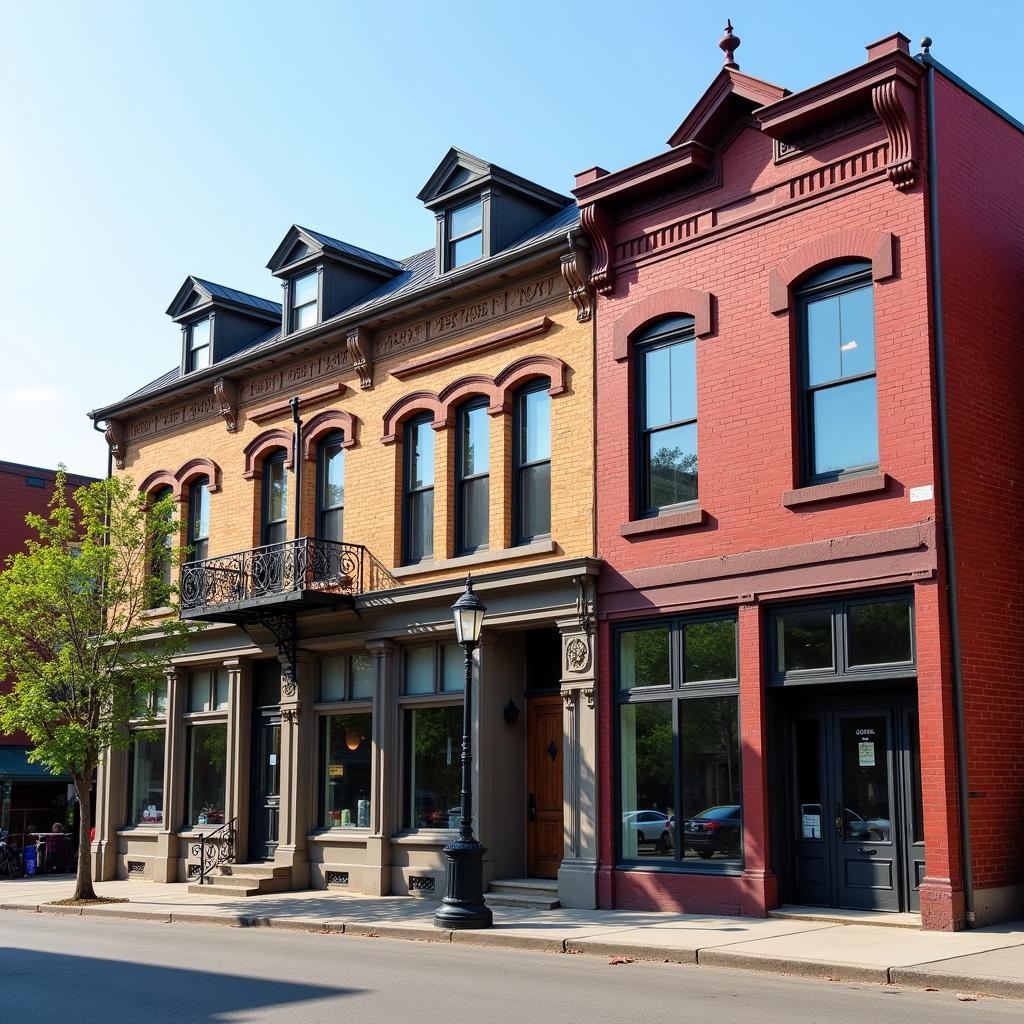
[148,485,174,607]
[261,450,289,546]
[403,415,435,565]
[513,379,551,544]
[797,261,877,481]
[187,475,210,562]
[455,399,490,555]
[635,316,697,517]
[317,432,345,543]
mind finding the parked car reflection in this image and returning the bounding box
[845,808,891,841]
[682,804,742,859]
[622,810,674,853]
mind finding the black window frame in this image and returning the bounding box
[260,450,289,547]
[614,610,742,874]
[512,378,552,545]
[187,475,210,563]
[454,399,490,556]
[290,269,319,333]
[768,592,916,686]
[402,414,435,565]
[317,651,376,704]
[796,261,878,485]
[147,485,174,608]
[445,198,484,271]
[634,315,698,519]
[185,317,212,373]
[316,431,346,543]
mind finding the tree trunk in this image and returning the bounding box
[72,776,97,901]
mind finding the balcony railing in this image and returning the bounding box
[179,537,398,616]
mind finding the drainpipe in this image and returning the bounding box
[91,417,114,596]
[920,41,975,926]
[290,396,303,541]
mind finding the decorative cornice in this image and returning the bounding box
[242,428,294,480]
[381,354,570,444]
[871,78,917,190]
[105,419,127,470]
[579,203,615,296]
[347,326,373,390]
[250,382,346,424]
[559,231,593,323]
[611,286,715,361]
[213,378,239,433]
[390,316,553,380]
[302,408,358,459]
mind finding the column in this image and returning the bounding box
[557,615,599,909]
[273,654,315,887]
[91,743,124,881]
[364,639,397,895]
[475,633,497,884]
[223,657,251,863]
[161,667,186,881]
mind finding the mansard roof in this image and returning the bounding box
[165,276,281,322]
[266,224,403,277]
[416,147,570,211]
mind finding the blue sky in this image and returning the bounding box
[0,1,1019,477]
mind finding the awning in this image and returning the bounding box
[0,746,72,784]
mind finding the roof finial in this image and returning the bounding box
[920,36,932,55]
[719,19,741,69]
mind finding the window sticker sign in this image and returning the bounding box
[858,740,876,767]
[802,813,821,839]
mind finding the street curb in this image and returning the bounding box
[37,904,82,917]
[344,921,453,942]
[252,916,345,934]
[697,948,891,984]
[452,930,564,953]
[890,966,1024,1001]
[170,912,250,927]
[564,938,697,963]
[80,906,173,923]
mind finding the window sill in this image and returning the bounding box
[391,538,556,579]
[390,830,457,847]
[141,606,173,620]
[116,826,164,835]
[782,471,888,508]
[619,507,705,538]
[308,828,372,842]
[615,861,744,877]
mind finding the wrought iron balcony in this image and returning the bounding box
[179,537,398,622]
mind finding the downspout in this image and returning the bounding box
[920,41,975,925]
[290,396,303,540]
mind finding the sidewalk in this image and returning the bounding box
[4,876,1024,1000]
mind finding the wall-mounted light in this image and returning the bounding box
[503,699,520,725]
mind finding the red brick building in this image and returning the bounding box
[575,30,1024,930]
[0,461,98,839]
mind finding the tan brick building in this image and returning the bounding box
[89,149,600,908]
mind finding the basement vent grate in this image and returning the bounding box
[127,860,145,876]
[409,875,436,893]
[325,871,349,888]
[186,864,201,879]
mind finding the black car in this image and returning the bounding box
[682,804,742,859]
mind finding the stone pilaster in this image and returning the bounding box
[158,667,186,881]
[364,639,397,894]
[223,657,251,863]
[91,742,123,881]
[556,615,599,909]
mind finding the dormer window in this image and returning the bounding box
[186,318,211,373]
[447,200,483,270]
[292,271,319,331]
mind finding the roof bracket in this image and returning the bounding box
[250,610,299,697]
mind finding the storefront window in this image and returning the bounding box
[776,608,833,672]
[616,613,741,869]
[128,733,165,825]
[320,712,372,829]
[404,705,462,829]
[847,599,913,666]
[186,723,227,826]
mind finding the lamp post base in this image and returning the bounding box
[433,837,493,929]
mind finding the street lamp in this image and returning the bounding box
[433,576,493,929]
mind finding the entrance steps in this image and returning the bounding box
[485,878,560,910]
[187,862,292,897]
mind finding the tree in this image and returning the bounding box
[0,471,194,900]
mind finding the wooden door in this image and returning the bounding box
[527,695,564,878]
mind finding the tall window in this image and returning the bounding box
[446,199,483,269]
[317,432,345,543]
[455,401,489,554]
[127,681,167,826]
[616,614,741,868]
[798,262,878,481]
[636,316,697,516]
[148,485,174,608]
[187,476,210,562]
[513,381,551,543]
[186,317,211,372]
[261,451,288,546]
[292,270,318,331]
[403,415,435,564]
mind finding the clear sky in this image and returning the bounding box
[1,1,1020,478]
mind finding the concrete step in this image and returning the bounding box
[187,862,293,897]
[187,882,264,897]
[486,878,560,910]
[217,863,291,880]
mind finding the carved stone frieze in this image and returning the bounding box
[213,378,239,432]
[346,326,373,390]
[565,636,590,673]
[562,689,577,711]
[559,231,592,323]
[582,688,595,710]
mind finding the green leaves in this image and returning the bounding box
[0,470,196,783]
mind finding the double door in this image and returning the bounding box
[787,701,924,912]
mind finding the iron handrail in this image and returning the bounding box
[190,816,237,886]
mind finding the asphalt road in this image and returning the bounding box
[0,912,1018,1023]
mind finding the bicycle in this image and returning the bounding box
[0,830,24,879]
